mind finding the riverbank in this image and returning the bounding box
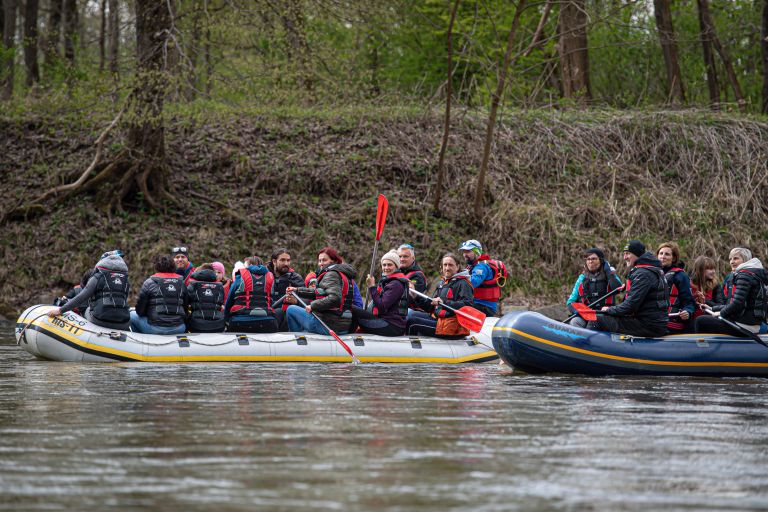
[1,104,766,317]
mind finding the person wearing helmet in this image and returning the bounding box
[459,239,499,317]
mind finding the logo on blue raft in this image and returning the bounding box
[541,324,587,341]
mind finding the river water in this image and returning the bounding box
[1,320,767,511]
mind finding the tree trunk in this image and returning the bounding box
[185,2,201,101]
[1,0,16,101]
[24,0,40,87]
[99,0,106,72]
[558,0,591,104]
[44,0,62,73]
[697,0,745,111]
[763,0,768,113]
[124,0,173,209]
[653,0,685,104]
[204,25,211,96]
[63,0,77,64]
[108,0,119,77]
[433,0,460,212]
[278,0,312,94]
[696,0,718,108]
[473,0,526,217]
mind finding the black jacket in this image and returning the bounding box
[715,259,768,326]
[604,252,668,326]
[414,270,474,318]
[400,262,428,294]
[272,269,305,305]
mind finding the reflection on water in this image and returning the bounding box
[2,321,768,511]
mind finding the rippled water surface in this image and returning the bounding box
[2,320,768,511]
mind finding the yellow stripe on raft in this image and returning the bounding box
[31,319,496,364]
[493,325,768,368]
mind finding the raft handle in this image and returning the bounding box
[109,332,127,342]
[177,336,190,348]
[409,337,422,349]
[237,335,249,346]
[354,336,365,347]
[295,335,308,346]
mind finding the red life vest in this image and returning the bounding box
[470,255,507,302]
[372,272,410,318]
[315,268,352,316]
[664,267,686,330]
[230,268,275,316]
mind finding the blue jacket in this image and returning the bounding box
[468,261,496,313]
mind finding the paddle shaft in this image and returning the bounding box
[291,292,358,359]
[410,288,477,323]
[704,306,768,348]
[364,239,380,309]
[562,285,625,323]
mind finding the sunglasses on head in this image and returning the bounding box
[399,244,414,250]
[172,247,188,254]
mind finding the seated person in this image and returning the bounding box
[48,250,130,331]
[352,251,408,337]
[592,241,668,338]
[267,248,305,331]
[186,263,226,333]
[657,242,696,333]
[689,255,725,321]
[566,248,622,328]
[407,253,474,338]
[285,247,357,335]
[224,257,279,333]
[131,255,187,334]
[695,248,767,336]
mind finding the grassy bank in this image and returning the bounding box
[1,105,767,318]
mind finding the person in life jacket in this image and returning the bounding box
[460,239,505,317]
[48,250,131,330]
[186,263,226,333]
[696,247,768,336]
[131,255,187,334]
[566,248,623,328]
[656,242,696,333]
[172,246,195,286]
[267,248,305,331]
[398,244,428,293]
[351,250,408,336]
[592,240,669,338]
[688,255,726,321]
[224,256,279,333]
[285,246,358,335]
[211,261,233,304]
[407,253,474,338]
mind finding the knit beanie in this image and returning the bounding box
[381,250,400,269]
[211,262,226,275]
[623,240,646,258]
[584,248,605,262]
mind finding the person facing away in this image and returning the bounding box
[48,250,131,331]
[695,247,768,336]
[224,256,279,333]
[566,248,623,328]
[267,248,305,331]
[591,240,669,338]
[351,250,408,337]
[407,253,474,338]
[657,241,696,334]
[688,255,725,321]
[172,246,195,286]
[284,246,358,335]
[460,239,501,317]
[131,255,187,335]
[398,244,427,294]
[186,263,226,333]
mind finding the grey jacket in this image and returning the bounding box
[297,263,358,332]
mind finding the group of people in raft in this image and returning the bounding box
[566,241,768,338]
[48,237,768,340]
[48,240,505,338]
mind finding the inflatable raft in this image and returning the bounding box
[15,305,498,364]
[493,311,768,377]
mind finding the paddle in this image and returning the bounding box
[409,289,486,332]
[291,292,362,364]
[562,285,625,323]
[364,194,389,308]
[703,306,768,348]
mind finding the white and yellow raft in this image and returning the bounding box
[15,305,499,364]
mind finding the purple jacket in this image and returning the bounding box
[369,274,408,331]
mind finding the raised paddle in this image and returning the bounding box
[562,285,625,324]
[291,292,362,364]
[409,289,486,332]
[703,306,768,348]
[364,194,389,308]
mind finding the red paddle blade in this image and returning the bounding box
[455,306,486,332]
[572,302,597,322]
[375,194,389,241]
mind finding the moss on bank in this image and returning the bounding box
[1,107,766,317]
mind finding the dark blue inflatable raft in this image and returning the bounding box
[493,311,768,377]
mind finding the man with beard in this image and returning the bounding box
[267,248,305,331]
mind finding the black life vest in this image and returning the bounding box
[149,275,186,317]
[372,272,410,318]
[230,268,275,317]
[315,267,353,316]
[626,264,669,313]
[188,279,225,322]
[434,273,472,318]
[90,267,130,323]
[578,270,619,307]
